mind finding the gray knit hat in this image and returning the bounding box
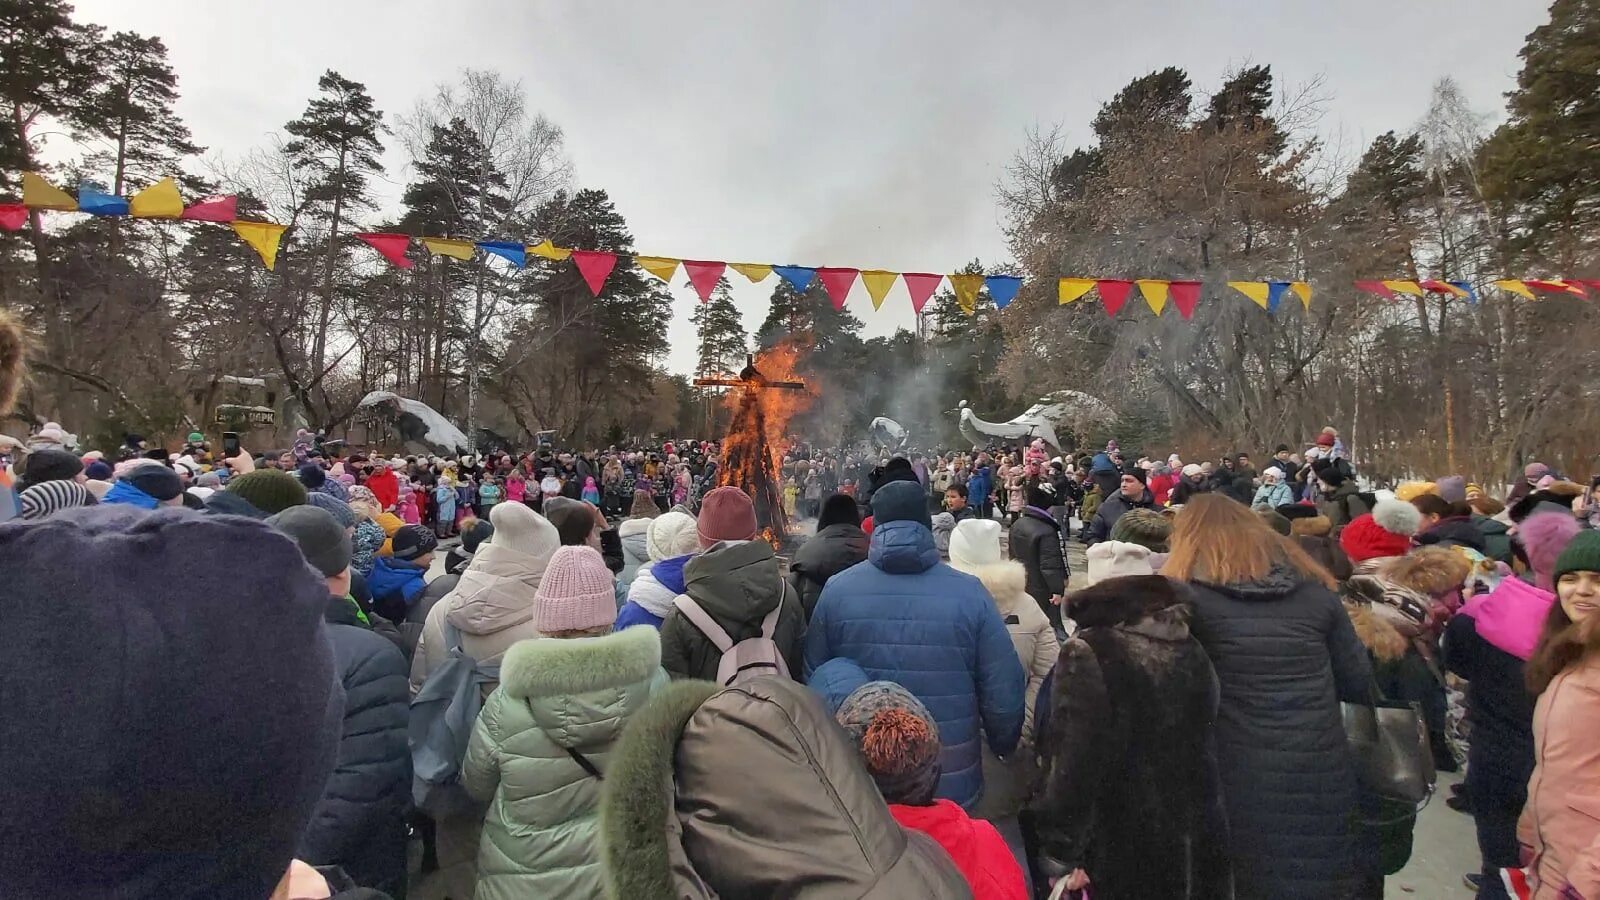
[835,681,941,806]
[267,506,351,578]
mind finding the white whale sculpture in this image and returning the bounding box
[869,416,909,450]
[954,391,1117,452]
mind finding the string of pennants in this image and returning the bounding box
[5,173,1597,318]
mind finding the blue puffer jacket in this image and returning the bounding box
[804,519,1026,809]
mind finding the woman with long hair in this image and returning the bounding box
[1161,494,1372,900]
[1519,529,1600,900]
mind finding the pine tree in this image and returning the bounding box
[0,0,100,178]
[756,276,863,353]
[78,31,201,195]
[690,277,747,377]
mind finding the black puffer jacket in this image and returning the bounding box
[1007,506,1067,602]
[1182,567,1372,900]
[789,522,868,619]
[299,622,412,899]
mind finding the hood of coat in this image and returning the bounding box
[501,625,664,745]
[1459,576,1556,661]
[1414,517,1488,553]
[793,522,869,579]
[1196,563,1309,602]
[628,555,692,617]
[1068,574,1190,638]
[444,541,556,636]
[950,559,1029,616]
[1344,600,1408,661]
[1290,515,1334,538]
[1019,505,1061,530]
[598,677,968,900]
[620,518,651,561]
[682,539,784,622]
[868,520,940,575]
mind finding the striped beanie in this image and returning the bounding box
[20,480,97,520]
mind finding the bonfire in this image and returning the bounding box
[694,340,813,547]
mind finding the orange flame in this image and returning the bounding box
[716,338,813,546]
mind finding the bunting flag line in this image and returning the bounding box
[950,273,985,315]
[182,195,236,222]
[902,273,943,314]
[231,221,287,271]
[527,239,571,262]
[0,204,26,231]
[861,270,897,310]
[355,233,414,270]
[1452,281,1479,303]
[730,262,772,283]
[421,237,475,260]
[1096,280,1133,317]
[986,275,1022,310]
[1354,280,1397,300]
[1170,281,1201,320]
[1526,279,1585,296]
[1229,281,1271,309]
[1058,277,1096,305]
[77,185,128,217]
[1290,281,1313,310]
[1266,281,1291,314]
[635,255,680,284]
[478,241,526,268]
[1136,279,1169,315]
[773,265,816,293]
[129,177,184,218]
[22,173,75,211]
[571,250,617,296]
[1420,279,1465,297]
[1493,279,1535,299]
[1381,280,1424,296]
[816,267,859,311]
[682,260,725,302]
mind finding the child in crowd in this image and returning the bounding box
[479,475,503,518]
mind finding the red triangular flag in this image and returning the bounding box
[1527,279,1585,296]
[1095,279,1133,317]
[902,273,943,314]
[816,267,859,311]
[571,250,617,296]
[0,204,26,231]
[354,232,414,270]
[1418,279,1452,293]
[682,260,726,302]
[1169,280,1201,320]
[1353,280,1396,300]
[182,195,237,223]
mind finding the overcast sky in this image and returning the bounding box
[73,0,1549,374]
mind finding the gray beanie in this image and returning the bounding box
[267,505,352,577]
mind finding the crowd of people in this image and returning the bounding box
[3,416,1600,900]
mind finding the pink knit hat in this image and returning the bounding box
[697,486,758,549]
[534,546,618,633]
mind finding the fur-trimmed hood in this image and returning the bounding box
[1290,514,1333,537]
[1344,600,1408,662]
[1381,546,1470,596]
[1068,574,1190,635]
[951,558,1029,616]
[501,625,661,701]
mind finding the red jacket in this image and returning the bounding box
[366,468,399,511]
[890,800,1028,900]
[1148,472,1176,507]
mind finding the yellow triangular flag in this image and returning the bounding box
[1381,280,1424,296]
[127,177,184,218]
[1058,278,1095,304]
[860,270,898,310]
[634,256,680,284]
[1136,279,1170,315]
[1290,281,1312,309]
[950,274,985,315]
[1494,279,1535,299]
[421,238,475,260]
[730,263,772,283]
[527,239,571,262]
[22,172,76,211]
[1228,281,1271,309]
[231,221,288,271]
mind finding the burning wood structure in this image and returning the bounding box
[693,342,812,545]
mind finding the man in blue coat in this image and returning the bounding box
[804,480,1025,809]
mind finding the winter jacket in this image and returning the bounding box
[890,801,1028,900]
[616,518,651,591]
[366,557,428,624]
[1520,659,1600,899]
[101,480,160,509]
[1169,477,1210,507]
[299,622,411,899]
[1444,578,1550,799]
[1079,488,1101,525]
[1148,472,1176,507]
[1183,567,1371,900]
[1251,481,1293,509]
[788,522,869,619]
[598,678,974,899]
[615,555,690,631]
[1474,514,1514,564]
[805,520,1027,808]
[366,469,399,511]
[351,520,385,577]
[462,626,667,900]
[409,539,558,696]
[1035,575,1231,900]
[1086,489,1154,545]
[1318,480,1372,530]
[1007,506,1067,603]
[1414,516,1489,554]
[968,466,993,506]
[659,539,805,682]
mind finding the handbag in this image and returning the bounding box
[1342,688,1436,813]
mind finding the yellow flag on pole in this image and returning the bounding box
[527,239,571,262]
[1493,279,1535,299]
[634,256,680,283]
[128,177,184,218]
[22,172,76,211]
[1381,280,1424,296]
[231,221,288,270]
[421,238,475,260]
[860,270,898,310]
[729,263,772,283]
[1058,278,1095,304]
[1136,279,1170,315]
[1228,281,1270,309]
[950,274,985,315]
[1290,281,1313,309]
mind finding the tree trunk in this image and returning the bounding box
[312,144,350,379]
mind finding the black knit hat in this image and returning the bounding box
[1276,503,1320,520]
[460,517,495,553]
[19,448,82,489]
[1312,459,1347,488]
[390,524,438,561]
[817,493,861,529]
[128,465,184,502]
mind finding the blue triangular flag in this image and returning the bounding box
[773,265,816,293]
[1450,280,1478,304]
[1266,281,1290,314]
[985,275,1022,309]
[476,240,525,268]
[77,185,128,217]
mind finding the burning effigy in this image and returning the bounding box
[694,340,813,547]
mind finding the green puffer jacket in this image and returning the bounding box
[462,624,668,900]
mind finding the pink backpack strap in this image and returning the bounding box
[673,594,733,652]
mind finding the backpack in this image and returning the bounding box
[409,618,500,818]
[672,590,791,686]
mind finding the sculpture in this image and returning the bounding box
[953,390,1117,453]
[357,391,473,456]
[868,416,909,451]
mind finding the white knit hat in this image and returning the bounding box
[488,501,560,560]
[647,510,699,561]
[1084,540,1156,586]
[949,519,1003,569]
